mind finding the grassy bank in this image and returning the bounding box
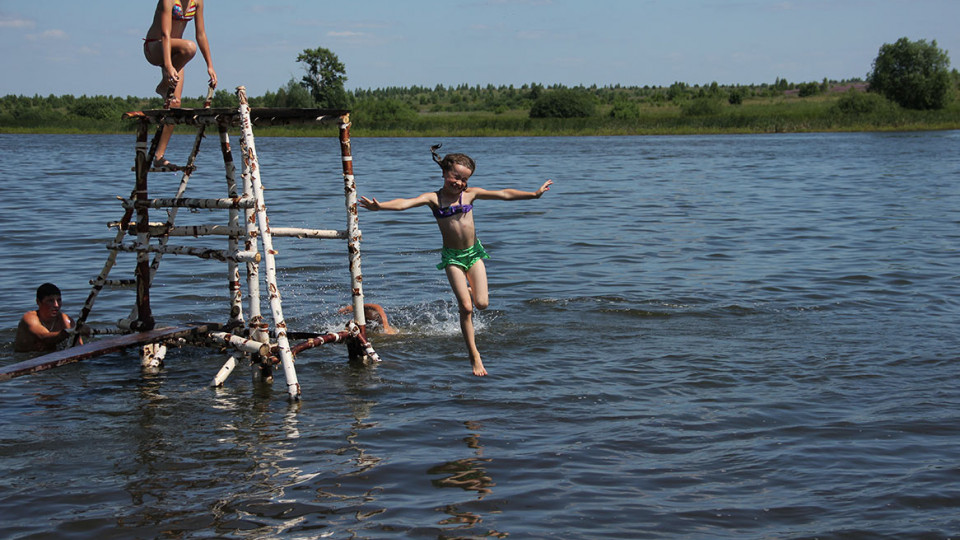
[3,92,960,137]
[261,96,960,137]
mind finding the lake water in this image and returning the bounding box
[0,131,958,539]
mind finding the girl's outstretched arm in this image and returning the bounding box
[473,179,553,201]
[360,192,435,211]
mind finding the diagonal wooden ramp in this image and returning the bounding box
[0,324,219,382]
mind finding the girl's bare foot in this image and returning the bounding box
[471,355,487,376]
[155,80,169,97]
[156,81,179,107]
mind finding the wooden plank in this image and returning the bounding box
[123,107,350,126]
[0,324,220,382]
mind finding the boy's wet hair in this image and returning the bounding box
[36,282,61,302]
[431,144,476,174]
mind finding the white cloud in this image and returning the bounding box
[0,15,35,28]
[328,31,365,38]
[27,29,68,41]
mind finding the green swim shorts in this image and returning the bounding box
[437,239,490,270]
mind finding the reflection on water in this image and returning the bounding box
[103,359,390,536]
[429,421,507,537]
[430,422,494,499]
[310,369,388,532]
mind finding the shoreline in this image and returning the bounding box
[5,90,960,137]
[7,119,960,138]
[4,124,959,137]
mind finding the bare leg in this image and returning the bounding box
[144,38,196,101]
[143,39,196,165]
[466,259,489,311]
[153,69,185,166]
[446,264,486,376]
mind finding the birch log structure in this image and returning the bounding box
[6,86,379,400]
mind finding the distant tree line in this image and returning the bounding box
[253,74,880,120]
[2,38,957,130]
[0,77,874,128]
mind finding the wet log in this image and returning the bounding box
[0,324,220,382]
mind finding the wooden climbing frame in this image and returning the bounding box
[4,86,379,400]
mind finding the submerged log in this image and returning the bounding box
[0,324,220,382]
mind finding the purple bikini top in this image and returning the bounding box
[432,191,473,219]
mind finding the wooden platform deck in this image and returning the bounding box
[0,324,219,382]
[123,107,350,127]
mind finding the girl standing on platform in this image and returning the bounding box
[360,145,553,377]
[143,0,217,169]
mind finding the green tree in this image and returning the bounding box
[296,47,349,109]
[667,81,688,102]
[528,83,543,101]
[682,97,722,116]
[353,98,417,125]
[798,81,821,97]
[529,89,596,118]
[835,89,892,115]
[867,37,951,110]
[728,88,744,105]
[609,98,641,120]
[276,78,315,108]
[211,89,235,107]
[71,95,120,120]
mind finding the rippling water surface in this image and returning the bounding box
[1,131,959,539]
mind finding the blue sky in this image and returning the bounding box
[2,0,958,98]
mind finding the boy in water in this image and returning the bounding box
[339,303,399,335]
[360,145,552,376]
[14,283,80,353]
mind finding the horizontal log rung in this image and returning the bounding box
[120,196,256,210]
[270,227,347,239]
[208,332,271,357]
[130,165,195,173]
[106,223,347,240]
[90,278,136,287]
[109,222,246,237]
[108,242,261,263]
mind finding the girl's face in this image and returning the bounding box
[443,163,473,191]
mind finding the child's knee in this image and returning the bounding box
[472,288,489,310]
[176,41,198,61]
